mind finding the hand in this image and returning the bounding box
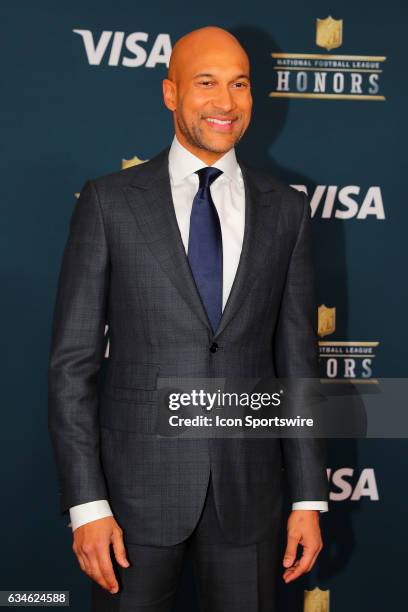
[72,516,130,593]
[282,510,323,583]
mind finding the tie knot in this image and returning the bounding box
[195,166,223,190]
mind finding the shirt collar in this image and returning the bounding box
[168,134,241,186]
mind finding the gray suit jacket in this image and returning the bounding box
[48,145,328,546]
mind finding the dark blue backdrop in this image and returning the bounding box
[1,1,407,610]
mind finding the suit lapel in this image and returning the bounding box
[213,161,282,339]
[122,148,283,339]
[123,147,214,333]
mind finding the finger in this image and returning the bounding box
[112,529,130,568]
[84,552,112,592]
[283,534,299,568]
[76,552,87,573]
[283,559,300,581]
[298,539,322,573]
[283,559,305,583]
[73,543,90,574]
[304,542,323,573]
[97,547,119,593]
[283,546,316,582]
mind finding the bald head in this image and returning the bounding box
[168,26,249,83]
[162,26,252,164]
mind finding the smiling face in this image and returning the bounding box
[163,27,253,164]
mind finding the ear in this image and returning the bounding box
[162,79,177,111]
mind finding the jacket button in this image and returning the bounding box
[209,342,218,353]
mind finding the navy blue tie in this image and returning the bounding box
[187,167,223,332]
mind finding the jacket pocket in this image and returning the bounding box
[112,362,160,390]
[104,362,160,403]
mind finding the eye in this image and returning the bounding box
[233,81,249,89]
[198,80,214,86]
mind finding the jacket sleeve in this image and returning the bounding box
[48,180,110,514]
[273,190,329,503]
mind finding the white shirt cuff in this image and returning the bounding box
[68,500,328,530]
[68,500,113,531]
[292,501,328,512]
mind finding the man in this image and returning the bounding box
[48,25,328,612]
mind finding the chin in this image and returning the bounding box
[204,136,237,153]
[206,144,232,154]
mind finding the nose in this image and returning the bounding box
[212,84,234,112]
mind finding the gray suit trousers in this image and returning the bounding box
[91,472,282,612]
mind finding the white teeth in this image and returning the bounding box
[206,118,232,125]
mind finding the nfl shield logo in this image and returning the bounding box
[316,16,343,51]
[304,587,330,611]
[318,305,336,338]
[122,155,148,169]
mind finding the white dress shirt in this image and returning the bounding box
[68,135,328,530]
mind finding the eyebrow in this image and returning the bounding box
[192,72,250,80]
